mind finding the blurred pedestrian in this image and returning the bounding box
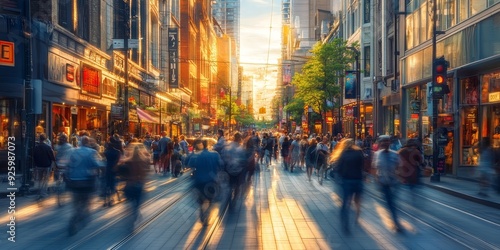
[102,134,123,206]
[213,129,226,154]
[477,137,495,197]
[305,138,318,181]
[244,135,257,182]
[221,132,246,201]
[54,133,73,169]
[120,142,150,227]
[158,131,172,175]
[151,135,161,173]
[330,139,364,234]
[372,135,403,232]
[33,133,56,197]
[67,136,101,236]
[398,138,423,191]
[190,139,224,225]
[289,135,301,172]
[280,136,291,171]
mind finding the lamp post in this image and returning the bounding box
[123,2,130,136]
[308,106,313,135]
[346,47,360,142]
[20,0,34,194]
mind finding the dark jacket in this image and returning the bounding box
[337,148,365,180]
[190,149,224,184]
[33,142,55,168]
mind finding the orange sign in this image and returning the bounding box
[0,41,15,67]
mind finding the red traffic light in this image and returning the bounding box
[436,64,445,73]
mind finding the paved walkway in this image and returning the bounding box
[2,171,499,209]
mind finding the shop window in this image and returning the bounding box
[461,107,479,165]
[461,77,479,104]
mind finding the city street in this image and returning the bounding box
[1,160,500,250]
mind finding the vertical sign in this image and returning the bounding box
[168,28,179,88]
[283,64,291,85]
[345,71,357,99]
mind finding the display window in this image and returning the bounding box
[461,106,479,165]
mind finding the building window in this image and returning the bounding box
[364,46,370,77]
[58,0,74,32]
[364,0,370,24]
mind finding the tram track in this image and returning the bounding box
[364,187,500,250]
[66,173,193,250]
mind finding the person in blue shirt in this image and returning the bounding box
[188,139,224,225]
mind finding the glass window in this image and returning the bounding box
[419,4,428,43]
[461,77,479,104]
[471,0,487,16]
[491,106,500,148]
[364,46,370,77]
[406,13,414,49]
[364,0,370,23]
[458,0,468,23]
[489,0,500,6]
[461,106,479,165]
[479,13,500,60]
[413,8,420,45]
[445,0,457,28]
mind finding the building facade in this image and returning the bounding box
[399,0,500,177]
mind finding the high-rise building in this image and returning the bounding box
[212,0,241,59]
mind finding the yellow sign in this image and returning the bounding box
[0,41,15,67]
[489,92,500,102]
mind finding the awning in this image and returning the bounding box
[136,108,160,124]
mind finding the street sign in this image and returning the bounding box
[112,39,124,49]
[0,40,15,67]
[128,39,139,49]
[112,39,139,49]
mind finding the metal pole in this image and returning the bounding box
[229,87,232,133]
[431,0,440,182]
[20,0,33,195]
[123,2,130,136]
[356,53,360,141]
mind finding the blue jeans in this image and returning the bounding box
[340,179,363,230]
[380,184,401,228]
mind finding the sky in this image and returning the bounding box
[239,0,282,74]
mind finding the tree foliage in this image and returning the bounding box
[287,38,358,133]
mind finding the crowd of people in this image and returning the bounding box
[32,129,191,235]
[31,127,500,235]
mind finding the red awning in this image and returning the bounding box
[136,108,160,124]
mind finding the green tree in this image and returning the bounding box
[289,38,358,134]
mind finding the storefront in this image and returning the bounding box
[341,102,373,139]
[457,70,500,176]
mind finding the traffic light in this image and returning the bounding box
[433,57,449,98]
[434,58,448,84]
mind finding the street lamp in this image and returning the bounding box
[346,47,360,142]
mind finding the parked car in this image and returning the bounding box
[185,137,218,153]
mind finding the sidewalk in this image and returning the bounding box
[421,175,500,209]
[1,173,500,209]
